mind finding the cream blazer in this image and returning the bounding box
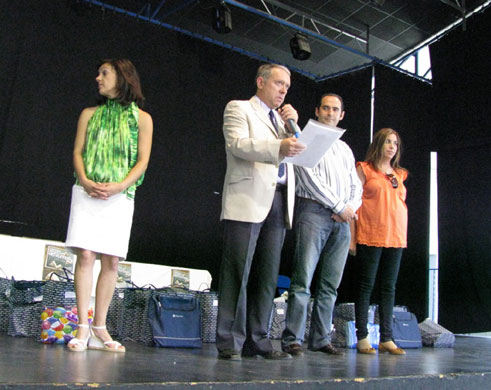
[220,97,295,229]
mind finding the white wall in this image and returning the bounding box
[0,234,212,293]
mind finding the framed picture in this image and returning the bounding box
[171,269,190,289]
[116,263,132,288]
[43,245,76,280]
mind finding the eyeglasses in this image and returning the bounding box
[386,173,398,189]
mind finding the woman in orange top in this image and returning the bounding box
[351,128,408,355]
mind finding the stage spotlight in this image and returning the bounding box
[290,32,311,60]
[212,3,232,34]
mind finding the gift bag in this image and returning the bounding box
[0,275,12,332]
[334,303,376,322]
[8,280,46,337]
[268,299,315,341]
[331,316,348,347]
[345,321,380,349]
[332,303,356,347]
[331,304,376,347]
[268,300,287,339]
[418,318,455,348]
[392,311,422,348]
[107,287,125,337]
[118,284,157,345]
[148,290,202,348]
[43,270,77,308]
[39,306,93,344]
[197,290,218,343]
[334,303,356,321]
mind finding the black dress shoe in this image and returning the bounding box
[314,343,344,355]
[245,350,291,360]
[218,350,242,361]
[262,350,292,359]
[282,343,304,357]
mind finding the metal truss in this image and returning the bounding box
[74,0,489,83]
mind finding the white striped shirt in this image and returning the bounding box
[295,139,362,214]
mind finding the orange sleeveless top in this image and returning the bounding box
[355,162,408,248]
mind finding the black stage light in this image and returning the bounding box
[212,3,232,34]
[290,32,311,60]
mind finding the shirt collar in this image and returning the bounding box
[254,95,276,116]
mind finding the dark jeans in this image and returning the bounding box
[354,244,403,342]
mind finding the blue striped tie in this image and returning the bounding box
[269,110,285,178]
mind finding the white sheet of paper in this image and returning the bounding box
[283,119,345,168]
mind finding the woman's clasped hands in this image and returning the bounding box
[82,180,123,200]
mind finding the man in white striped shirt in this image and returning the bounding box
[281,93,362,357]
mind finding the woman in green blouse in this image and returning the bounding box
[65,59,153,352]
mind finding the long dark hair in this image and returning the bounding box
[98,59,145,107]
[365,128,406,174]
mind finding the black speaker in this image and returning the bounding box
[290,33,311,60]
[212,4,232,34]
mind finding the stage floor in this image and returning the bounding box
[1,333,490,389]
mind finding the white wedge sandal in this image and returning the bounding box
[88,325,126,353]
[67,324,90,352]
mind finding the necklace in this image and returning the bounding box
[378,163,393,175]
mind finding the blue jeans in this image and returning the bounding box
[354,245,403,342]
[282,198,350,350]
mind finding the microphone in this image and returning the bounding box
[286,119,301,138]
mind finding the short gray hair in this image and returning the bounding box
[255,63,290,84]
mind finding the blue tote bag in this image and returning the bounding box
[148,291,202,348]
[392,311,422,348]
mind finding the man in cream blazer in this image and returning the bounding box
[217,64,305,360]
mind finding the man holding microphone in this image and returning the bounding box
[217,63,305,360]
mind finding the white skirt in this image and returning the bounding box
[65,185,135,259]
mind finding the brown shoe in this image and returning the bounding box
[314,343,344,355]
[356,338,376,354]
[357,346,377,354]
[282,343,304,357]
[379,341,406,355]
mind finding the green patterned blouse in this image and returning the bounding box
[76,99,144,200]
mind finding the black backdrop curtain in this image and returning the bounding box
[0,0,315,288]
[0,0,434,311]
[430,9,491,333]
